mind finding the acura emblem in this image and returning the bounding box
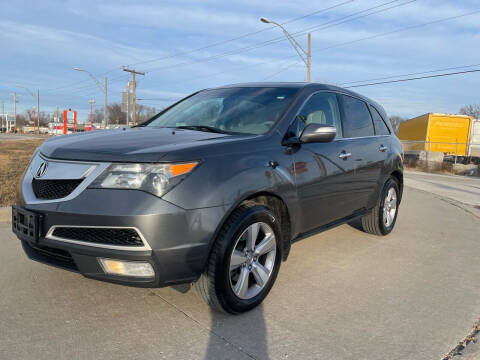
[35,161,48,178]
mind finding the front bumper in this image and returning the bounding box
[13,188,228,288]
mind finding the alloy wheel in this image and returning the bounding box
[383,187,397,227]
[229,222,277,300]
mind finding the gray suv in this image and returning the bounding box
[12,82,403,313]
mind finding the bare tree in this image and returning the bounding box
[15,114,28,127]
[107,103,124,125]
[38,112,49,126]
[103,103,158,126]
[24,109,49,127]
[136,104,158,124]
[91,109,103,124]
[459,104,480,119]
[388,115,406,135]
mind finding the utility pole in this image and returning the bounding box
[89,99,95,129]
[1,101,4,132]
[37,89,40,134]
[13,92,16,133]
[33,107,37,134]
[104,77,108,128]
[307,33,311,83]
[126,81,130,127]
[122,67,145,126]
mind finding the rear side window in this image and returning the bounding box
[338,94,374,138]
[369,105,390,135]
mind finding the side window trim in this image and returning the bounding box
[368,104,391,135]
[335,92,346,139]
[293,90,344,138]
[367,104,380,136]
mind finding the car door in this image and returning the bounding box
[292,91,360,233]
[337,94,386,210]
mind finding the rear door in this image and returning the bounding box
[292,91,359,232]
[337,94,387,210]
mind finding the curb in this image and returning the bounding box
[0,207,11,223]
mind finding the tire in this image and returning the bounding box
[194,202,282,314]
[361,177,400,236]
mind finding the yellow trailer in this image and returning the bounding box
[398,113,472,156]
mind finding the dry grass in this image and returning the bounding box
[0,139,45,207]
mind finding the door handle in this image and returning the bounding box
[339,152,352,159]
[379,145,388,152]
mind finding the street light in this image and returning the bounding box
[74,67,108,128]
[260,17,311,82]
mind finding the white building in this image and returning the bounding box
[0,113,15,132]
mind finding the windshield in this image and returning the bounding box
[146,87,299,135]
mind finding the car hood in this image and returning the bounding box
[40,127,236,162]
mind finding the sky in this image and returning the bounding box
[0,0,479,122]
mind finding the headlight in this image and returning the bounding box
[89,162,198,197]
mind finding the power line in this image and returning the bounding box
[125,0,357,68]
[39,0,386,96]
[258,9,480,80]
[40,0,417,97]
[142,0,413,74]
[340,63,480,85]
[344,69,480,88]
[41,0,356,94]
[313,9,480,54]
[261,60,304,81]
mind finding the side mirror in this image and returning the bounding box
[300,123,336,143]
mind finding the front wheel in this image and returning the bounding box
[194,202,282,314]
[361,178,400,236]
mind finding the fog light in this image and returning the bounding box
[98,258,155,278]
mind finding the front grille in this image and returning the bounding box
[32,178,83,200]
[51,227,144,247]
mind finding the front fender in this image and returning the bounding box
[163,149,298,212]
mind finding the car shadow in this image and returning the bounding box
[204,304,270,360]
[347,217,363,231]
[177,247,271,359]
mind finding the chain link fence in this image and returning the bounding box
[401,140,480,176]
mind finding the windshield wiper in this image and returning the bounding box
[175,125,229,134]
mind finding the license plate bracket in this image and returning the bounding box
[12,206,41,243]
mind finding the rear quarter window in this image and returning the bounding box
[369,105,390,136]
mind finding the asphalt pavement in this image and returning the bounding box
[1,176,480,360]
[404,170,480,218]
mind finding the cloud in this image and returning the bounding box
[1,0,479,120]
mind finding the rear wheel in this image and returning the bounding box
[194,202,282,314]
[361,178,400,236]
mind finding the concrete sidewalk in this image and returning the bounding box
[0,207,10,223]
[1,188,480,359]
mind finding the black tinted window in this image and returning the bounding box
[298,92,342,138]
[339,94,374,138]
[369,105,390,135]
